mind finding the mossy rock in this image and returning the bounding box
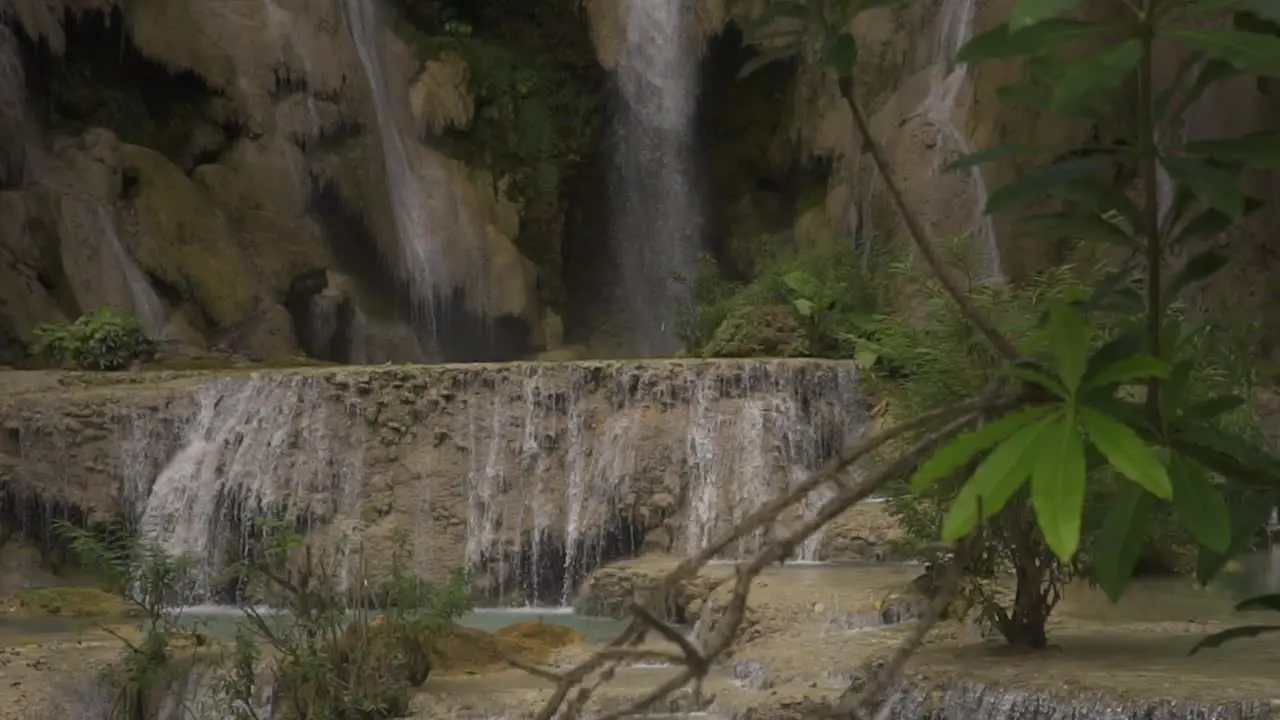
[702,304,810,358]
[13,587,143,618]
[118,143,259,329]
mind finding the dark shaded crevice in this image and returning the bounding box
[16,8,237,172]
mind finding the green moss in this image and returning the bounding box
[14,587,143,619]
[393,3,606,312]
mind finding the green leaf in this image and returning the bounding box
[958,19,1102,62]
[1030,413,1088,561]
[1171,197,1264,246]
[1195,491,1279,583]
[821,33,858,76]
[1160,155,1246,219]
[910,405,1057,491]
[1190,624,1280,654]
[853,347,879,370]
[1092,483,1154,601]
[1170,458,1231,553]
[1185,394,1246,421]
[1054,175,1144,232]
[1079,406,1172,498]
[1050,40,1142,114]
[1010,0,1087,27]
[986,158,1102,215]
[1236,593,1280,613]
[941,415,1056,540]
[1045,303,1089,392]
[793,298,815,317]
[781,270,823,298]
[1016,211,1137,247]
[1009,362,1071,399]
[1081,354,1168,391]
[1166,250,1229,298]
[944,143,1033,172]
[1171,28,1280,77]
[1183,132,1280,169]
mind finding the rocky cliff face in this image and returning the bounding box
[0,359,876,603]
[0,0,553,365]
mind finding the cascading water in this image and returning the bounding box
[611,0,703,356]
[343,0,456,350]
[113,360,861,607]
[91,200,168,338]
[135,375,364,602]
[913,0,1003,283]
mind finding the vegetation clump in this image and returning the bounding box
[33,307,157,371]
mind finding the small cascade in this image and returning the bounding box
[135,375,364,602]
[611,0,703,356]
[915,0,1003,283]
[342,0,458,351]
[91,200,168,338]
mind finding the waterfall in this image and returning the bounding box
[113,360,862,606]
[611,0,703,356]
[343,0,455,350]
[135,375,364,602]
[91,201,168,339]
[915,0,1003,283]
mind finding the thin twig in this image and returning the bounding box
[572,410,990,720]
[839,78,1021,362]
[519,391,1008,719]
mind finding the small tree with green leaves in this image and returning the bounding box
[733,0,1280,650]
[53,520,202,719]
[224,522,470,720]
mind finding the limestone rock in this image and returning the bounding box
[118,143,259,329]
[410,51,474,134]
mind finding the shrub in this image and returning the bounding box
[33,307,157,371]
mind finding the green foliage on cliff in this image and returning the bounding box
[393,1,606,310]
[721,0,1280,651]
[33,307,157,371]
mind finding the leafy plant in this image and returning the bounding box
[33,307,157,371]
[735,0,1280,647]
[227,522,470,719]
[53,520,204,719]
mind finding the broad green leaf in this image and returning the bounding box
[1045,303,1089,392]
[793,298,814,317]
[1080,331,1143,383]
[941,416,1056,540]
[986,158,1102,215]
[1171,197,1264,246]
[1055,176,1144,232]
[1081,354,1168,391]
[1172,422,1280,490]
[853,347,879,370]
[1189,625,1280,654]
[781,270,823,298]
[1183,132,1280,169]
[1010,0,1087,27]
[1236,594,1280,612]
[1170,457,1231,553]
[1171,28,1280,77]
[1079,407,1172,498]
[1016,211,1137,247]
[1030,413,1088,561]
[910,405,1057,491]
[958,19,1102,62]
[1185,394,1246,421]
[821,33,858,76]
[1009,362,1070,399]
[1050,40,1142,114]
[1092,483,1153,601]
[1167,250,1229,298]
[944,143,1033,173]
[1160,155,1246,219]
[1195,492,1280,583]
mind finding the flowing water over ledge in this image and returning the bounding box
[1,359,866,605]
